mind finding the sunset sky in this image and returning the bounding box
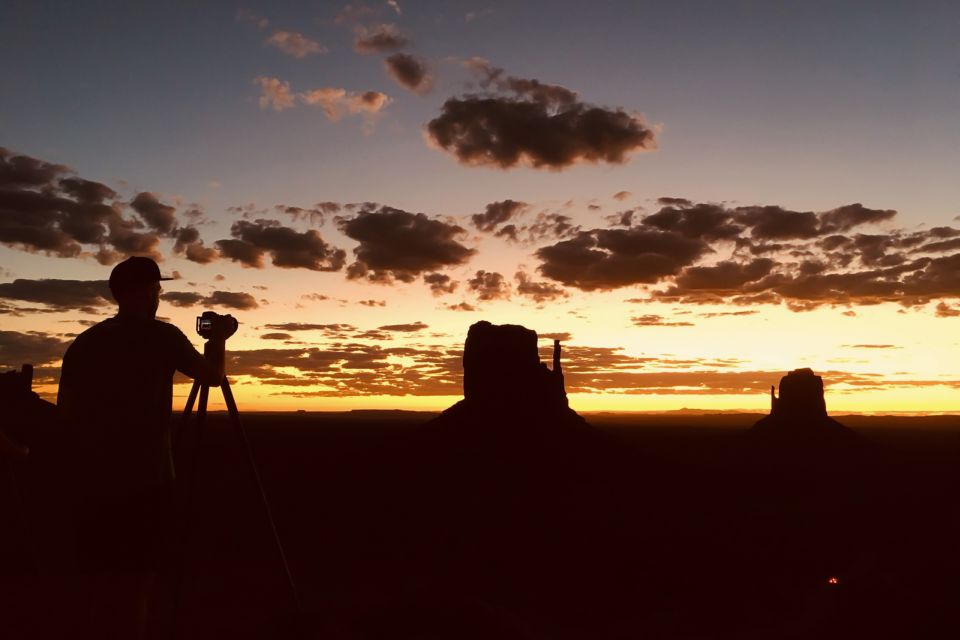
[2,0,959,413]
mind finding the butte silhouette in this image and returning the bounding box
[748,368,863,457]
[429,321,588,442]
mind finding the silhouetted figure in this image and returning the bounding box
[56,256,237,638]
[432,321,585,437]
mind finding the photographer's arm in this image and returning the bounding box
[176,314,237,386]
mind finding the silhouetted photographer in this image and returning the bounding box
[56,256,237,638]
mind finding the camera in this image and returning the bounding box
[196,311,239,339]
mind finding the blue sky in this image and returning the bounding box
[3,1,960,411]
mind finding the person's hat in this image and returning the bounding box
[108,256,173,293]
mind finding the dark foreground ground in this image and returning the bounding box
[4,411,960,639]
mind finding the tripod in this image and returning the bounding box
[172,376,302,631]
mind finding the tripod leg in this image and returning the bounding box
[221,378,303,613]
[170,383,209,637]
[172,380,201,451]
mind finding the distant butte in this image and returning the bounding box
[749,368,863,454]
[430,321,587,435]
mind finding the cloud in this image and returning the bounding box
[0,147,174,262]
[818,203,897,234]
[276,202,340,226]
[631,315,695,327]
[384,53,433,94]
[377,321,428,331]
[734,206,821,240]
[265,30,327,58]
[471,199,527,233]
[0,279,112,312]
[657,259,776,298]
[160,291,204,307]
[261,333,293,341]
[466,270,510,301]
[129,192,176,235]
[173,226,218,264]
[423,272,458,295]
[515,270,568,303]
[204,290,259,310]
[299,88,392,121]
[254,76,296,111]
[387,0,401,15]
[842,344,900,349]
[0,330,69,367]
[353,23,409,53]
[215,219,346,271]
[536,227,710,291]
[161,290,259,310]
[425,62,655,169]
[446,302,476,311]
[359,299,386,307]
[255,77,391,121]
[935,301,960,317]
[337,205,475,282]
[642,202,742,241]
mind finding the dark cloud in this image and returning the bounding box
[426,64,655,169]
[605,210,636,227]
[467,270,510,301]
[818,203,897,234]
[734,205,820,241]
[261,333,294,341]
[515,271,568,304]
[204,290,259,310]
[631,315,694,327]
[0,330,69,367]
[384,53,432,94]
[612,191,632,201]
[536,227,710,291]
[275,202,340,226]
[642,203,742,241]
[555,197,960,311]
[216,219,345,271]
[0,147,69,187]
[446,302,476,311]
[658,259,775,298]
[358,299,386,307]
[173,226,218,264]
[337,205,475,282]
[377,321,428,332]
[0,148,202,263]
[0,278,112,312]
[353,23,409,53]
[160,290,259,310]
[130,192,177,235]
[423,272,458,295]
[471,199,527,233]
[160,291,204,308]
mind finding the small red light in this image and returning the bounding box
[827,577,839,585]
